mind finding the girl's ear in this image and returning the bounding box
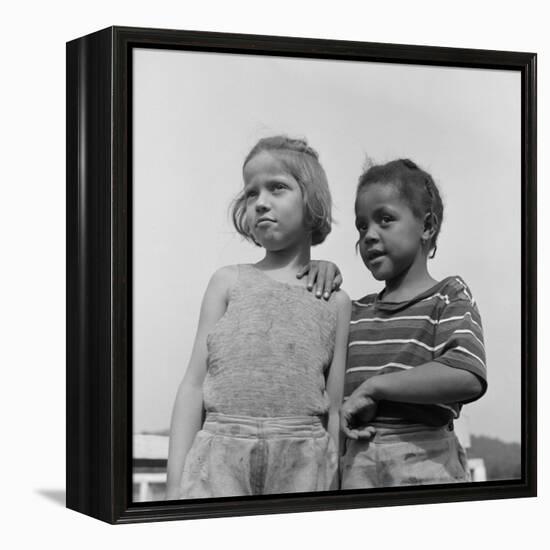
[422,212,438,241]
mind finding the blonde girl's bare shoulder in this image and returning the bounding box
[332,288,352,314]
[207,265,240,294]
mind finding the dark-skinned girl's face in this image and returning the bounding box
[355,182,427,283]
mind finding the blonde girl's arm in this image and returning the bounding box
[165,266,236,499]
[325,290,351,490]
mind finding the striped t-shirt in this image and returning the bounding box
[345,276,487,427]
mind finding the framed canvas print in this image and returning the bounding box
[66,26,537,524]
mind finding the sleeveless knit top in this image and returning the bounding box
[203,264,339,417]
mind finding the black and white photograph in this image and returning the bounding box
[5,0,547,546]
[130,44,527,503]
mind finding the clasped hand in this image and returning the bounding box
[340,392,378,441]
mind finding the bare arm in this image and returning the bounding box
[325,291,351,489]
[359,362,484,404]
[340,363,484,440]
[342,291,486,440]
[165,266,236,499]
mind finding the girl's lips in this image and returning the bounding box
[256,218,276,227]
[366,250,386,261]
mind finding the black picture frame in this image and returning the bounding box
[66,25,537,524]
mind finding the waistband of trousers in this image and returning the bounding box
[362,422,455,444]
[203,412,327,439]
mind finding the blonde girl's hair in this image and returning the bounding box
[232,136,332,246]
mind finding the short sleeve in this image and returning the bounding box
[433,296,487,403]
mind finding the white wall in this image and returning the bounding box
[2,1,547,548]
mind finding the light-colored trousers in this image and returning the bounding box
[341,423,471,489]
[179,413,338,498]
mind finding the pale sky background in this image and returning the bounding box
[133,48,521,443]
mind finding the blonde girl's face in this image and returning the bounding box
[243,151,308,251]
[355,182,426,283]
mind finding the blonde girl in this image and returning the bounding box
[166,136,351,498]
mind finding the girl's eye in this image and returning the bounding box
[272,183,286,191]
[245,189,258,199]
[380,216,392,225]
[356,222,367,232]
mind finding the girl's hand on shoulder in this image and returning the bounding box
[340,393,378,441]
[296,260,342,300]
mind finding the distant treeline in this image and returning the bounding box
[469,435,521,480]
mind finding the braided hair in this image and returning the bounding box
[356,158,444,258]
